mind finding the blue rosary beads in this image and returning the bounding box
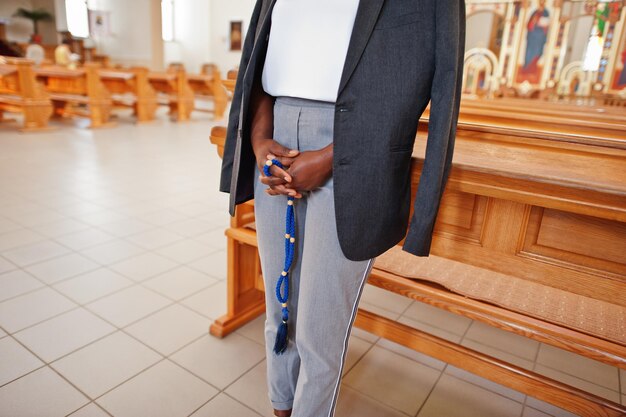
[264,158,296,355]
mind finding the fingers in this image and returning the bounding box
[264,184,302,198]
[260,175,288,186]
[266,154,298,168]
[268,142,299,158]
[268,164,292,182]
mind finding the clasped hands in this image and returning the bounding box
[253,138,333,198]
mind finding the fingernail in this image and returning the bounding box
[284,176,291,182]
[288,150,298,155]
[267,154,275,159]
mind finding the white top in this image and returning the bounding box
[261,0,360,103]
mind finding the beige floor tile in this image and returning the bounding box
[125,304,208,355]
[95,218,153,238]
[55,228,116,251]
[193,228,228,250]
[374,316,452,371]
[0,270,44,302]
[417,373,523,417]
[125,227,184,250]
[181,280,227,319]
[68,402,111,417]
[30,218,90,239]
[461,337,535,369]
[443,364,525,403]
[171,333,265,389]
[60,202,109,218]
[335,385,410,417]
[0,218,21,234]
[0,287,76,333]
[2,240,71,267]
[86,285,172,328]
[14,308,115,362]
[109,252,179,282]
[401,300,473,337]
[235,314,266,346]
[0,228,45,252]
[534,364,621,403]
[97,360,218,417]
[139,209,187,226]
[8,209,67,229]
[73,210,129,228]
[25,253,100,285]
[0,256,16,275]
[0,337,44,386]
[524,397,582,417]
[224,360,275,417]
[51,331,162,398]
[0,366,88,416]
[343,345,441,415]
[343,335,373,376]
[171,201,215,218]
[165,218,217,238]
[360,284,414,315]
[522,406,555,417]
[53,268,134,304]
[190,392,261,417]
[79,239,145,265]
[463,320,539,361]
[155,239,217,264]
[536,343,620,391]
[188,250,227,280]
[143,266,217,301]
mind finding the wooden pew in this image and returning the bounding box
[148,68,194,122]
[34,63,113,128]
[0,57,52,131]
[167,63,229,120]
[208,109,626,416]
[99,67,158,123]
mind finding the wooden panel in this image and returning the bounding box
[522,207,626,278]
[433,191,487,244]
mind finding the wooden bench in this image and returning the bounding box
[34,63,113,128]
[0,57,52,131]
[148,68,194,122]
[99,67,158,123]
[208,116,626,416]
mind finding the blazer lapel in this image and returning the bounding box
[337,0,386,96]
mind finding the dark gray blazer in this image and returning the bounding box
[220,0,466,261]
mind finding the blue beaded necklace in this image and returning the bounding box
[263,158,295,355]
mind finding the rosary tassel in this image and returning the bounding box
[264,159,296,355]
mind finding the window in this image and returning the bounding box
[161,0,174,42]
[66,0,89,38]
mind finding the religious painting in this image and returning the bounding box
[610,14,626,91]
[88,10,111,38]
[229,20,243,51]
[516,0,552,84]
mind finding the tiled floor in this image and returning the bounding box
[0,111,622,417]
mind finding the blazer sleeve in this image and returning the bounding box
[219,0,265,197]
[401,0,466,257]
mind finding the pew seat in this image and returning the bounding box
[99,68,158,122]
[0,57,52,131]
[148,70,194,122]
[34,64,113,128]
[208,121,626,416]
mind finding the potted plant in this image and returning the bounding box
[13,7,53,43]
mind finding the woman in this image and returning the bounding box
[221,1,465,416]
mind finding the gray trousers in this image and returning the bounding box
[253,96,376,417]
